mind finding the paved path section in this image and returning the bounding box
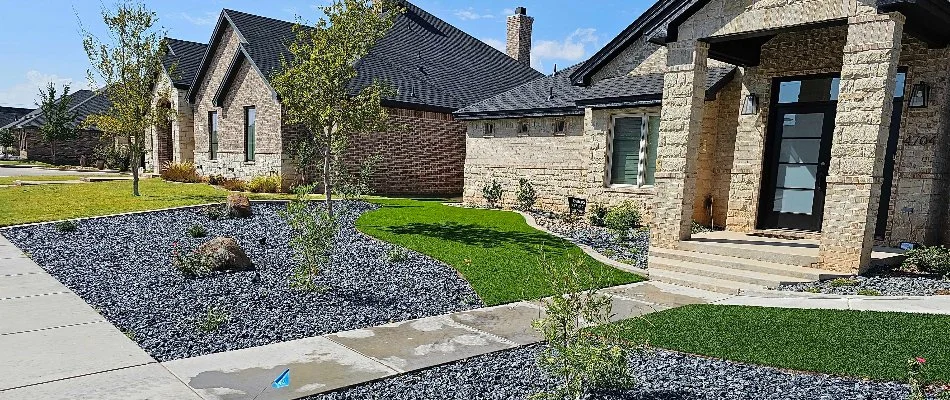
[162,282,727,400]
[718,290,950,315]
[0,236,201,400]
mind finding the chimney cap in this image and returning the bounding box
[514,7,527,15]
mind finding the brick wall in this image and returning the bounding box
[17,127,104,166]
[342,107,465,195]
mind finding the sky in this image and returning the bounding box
[0,0,656,108]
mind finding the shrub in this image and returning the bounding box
[829,278,859,287]
[198,306,229,333]
[220,178,247,192]
[604,201,641,238]
[187,225,207,238]
[54,220,78,232]
[202,204,226,220]
[171,243,212,277]
[588,203,608,227]
[161,161,201,183]
[481,179,503,209]
[103,146,130,172]
[532,255,636,399]
[247,174,283,193]
[280,184,336,291]
[387,246,409,263]
[903,246,950,277]
[516,178,537,211]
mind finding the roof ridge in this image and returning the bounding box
[223,8,297,27]
[166,37,207,46]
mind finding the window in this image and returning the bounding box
[208,111,218,160]
[244,106,256,162]
[778,77,840,104]
[517,121,529,134]
[610,114,661,186]
[553,119,566,134]
[483,122,494,136]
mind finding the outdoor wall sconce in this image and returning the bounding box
[740,93,759,115]
[909,81,930,108]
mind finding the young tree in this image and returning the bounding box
[0,128,15,156]
[81,1,170,196]
[272,0,401,219]
[36,83,77,165]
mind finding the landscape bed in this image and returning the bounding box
[1,201,483,361]
[529,210,649,270]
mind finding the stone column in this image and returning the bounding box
[819,12,905,272]
[651,41,708,248]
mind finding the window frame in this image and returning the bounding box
[553,119,566,134]
[244,106,256,162]
[608,112,660,188]
[483,122,494,136]
[208,111,218,160]
[517,121,530,134]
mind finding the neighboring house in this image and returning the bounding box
[457,0,950,274]
[0,107,33,130]
[146,38,207,172]
[179,2,541,194]
[1,90,110,165]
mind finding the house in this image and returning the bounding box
[173,2,541,194]
[0,107,33,130]
[457,0,950,275]
[1,90,111,165]
[146,38,207,172]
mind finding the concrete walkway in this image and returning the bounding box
[0,237,201,400]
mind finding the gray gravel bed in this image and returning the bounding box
[778,274,950,297]
[530,212,649,270]
[309,344,919,400]
[1,201,483,361]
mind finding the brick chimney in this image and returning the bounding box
[506,7,533,66]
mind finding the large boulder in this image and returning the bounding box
[198,237,255,272]
[226,193,252,218]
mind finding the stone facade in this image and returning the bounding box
[147,71,195,172]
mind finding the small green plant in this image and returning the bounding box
[858,289,882,296]
[805,287,822,294]
[54,220,78,232]
[280,184,337,291]
[904,246,950,278]
[198,306,229,333]
[588,203,608,227]
[531,255,636,400]
[516,178,537,211]
[604,201,641,239]
[247,174,283,193]
[171,243,212,277]
[908,357,928,400]
[187,225,207,238]
[829,278,859,287]
[202,204,226,220]
[481,179,504,209]
[387,246,409,263]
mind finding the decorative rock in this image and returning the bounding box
[226,193,252,218]
[198,237,254,272]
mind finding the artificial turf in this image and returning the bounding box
[613,304,950,382]
[356,198,644,305]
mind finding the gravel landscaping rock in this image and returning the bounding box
[530,211,649,270]
[779,274,950,297]
[1,201,483,361]
[309,344,919,400]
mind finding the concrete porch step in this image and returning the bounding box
[677,236,820,267]
[649,247,845,281]
[648,268,763,295]
[648,255,813,288]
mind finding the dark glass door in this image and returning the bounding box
[760,105,836,231]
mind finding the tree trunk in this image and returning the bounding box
[131,144,140,196]
[51,141,56,165]
[323,141,332,219]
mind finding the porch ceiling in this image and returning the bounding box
[700,19,846,67]
[878,0,950,47]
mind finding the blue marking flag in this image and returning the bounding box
[272,369,290,389]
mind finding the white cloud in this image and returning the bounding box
[531,28,600,72]
[0,71,88,108]
[482,38,506,53]
[180,11,218,26]
[454,8,495,21]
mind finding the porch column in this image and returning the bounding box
[819,12,905,272]
[651,40,708,248]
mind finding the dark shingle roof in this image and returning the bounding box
[454,66,736,119]
[4,89,111,131]
[163,38,208,89]
[0,107,34,129]
[198,2,543,111]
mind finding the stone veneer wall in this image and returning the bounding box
[192,24,283,181]
[18,128,104,166]
[342,107,465,195]
[148,74,195,172]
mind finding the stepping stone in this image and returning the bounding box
[448,302,544,345]
[0,364,202,400]
[327,315,515,373]
[163,336,396,400]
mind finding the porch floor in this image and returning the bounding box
[687,231,906,267]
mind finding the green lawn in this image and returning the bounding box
[612,304,950,382]
[356,198,644,306]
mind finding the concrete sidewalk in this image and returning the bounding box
[718,290,950,314]
[161,282,727,400]
[0,236,201,400]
